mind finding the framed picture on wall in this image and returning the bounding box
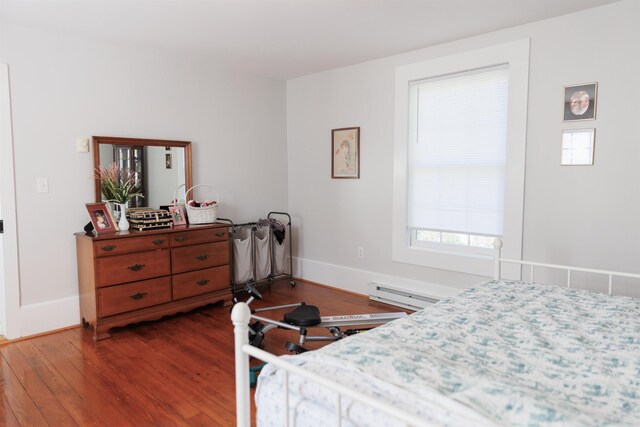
[561,128,595,166]
[86,202,118,234]
[563,82,597,121]
[331,127,360,179]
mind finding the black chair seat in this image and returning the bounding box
[283,304,321,327]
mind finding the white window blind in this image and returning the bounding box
[407,64,509,236]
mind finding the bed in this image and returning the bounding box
[232,242,640,426]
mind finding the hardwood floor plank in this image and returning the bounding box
[16,340,105,427]
[100,337,204,419]
[0,395,21,427]
[0,353,49,427]
[106,336,236,425]
[186,412,220,426]
[58,330,192,426]
[33,333,147,426]
[130,318,240,417]
[1,343,77,426]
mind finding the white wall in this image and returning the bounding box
[287,0,640,298]
[0,24,287,336]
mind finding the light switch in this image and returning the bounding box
[76,137,90,152]
[37,178,49,193]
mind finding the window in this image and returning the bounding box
[392,40,530,277]
[407,65,508,256]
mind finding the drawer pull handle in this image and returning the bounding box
[128,264,146,272]
[152,239,165,245]
[196,279,210,286]
[130,292,147,300]
[215,232,225,237]
[102,245,116,252]
[175,236,187,242]
[196,254,209,261]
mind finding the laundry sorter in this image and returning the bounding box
[220,212,295,301]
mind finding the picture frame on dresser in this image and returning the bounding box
[169,205,187,225]
[86,202,118,234]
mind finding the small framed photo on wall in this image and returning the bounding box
[86,202,118,234]
[563,82,597,122]
[561,128,595,166]
[331,127,360,179]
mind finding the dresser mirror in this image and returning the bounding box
[93,136,192,209]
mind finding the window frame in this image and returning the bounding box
[392,40,530,278]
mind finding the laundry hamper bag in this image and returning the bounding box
[254,226,271,281]
[233,228,253,284]
[184,184,219,224]
[273,235,286,275]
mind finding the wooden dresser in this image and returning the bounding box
[75,224,232,340]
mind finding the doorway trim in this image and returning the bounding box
[1,63,21,339]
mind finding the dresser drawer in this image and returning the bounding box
[98,277,171,317]
[97,249,171,287]
[171,228,228,247]
[94,234,170,257]
[172,265,230,300]
[171,241,230,274]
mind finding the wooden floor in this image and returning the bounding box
[0,280,402,426]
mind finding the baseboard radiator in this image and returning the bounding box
[367,282,441,310]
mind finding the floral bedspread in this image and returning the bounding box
[256,280,640,427]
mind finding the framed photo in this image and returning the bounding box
[169,205,187,225]
[86,202,118,234]
[331,127,360,179]
[165,153,172,169]
[561,128,595,166]
[563,82,597,122]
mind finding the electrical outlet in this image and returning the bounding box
[37,178,49,193]
[357,247,364,258]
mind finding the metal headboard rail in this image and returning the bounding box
[493,239,640,296]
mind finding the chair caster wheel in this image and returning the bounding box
[286,341,307,354]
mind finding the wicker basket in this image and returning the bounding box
[184,184,219,224]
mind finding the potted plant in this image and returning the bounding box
[95,163,143,231]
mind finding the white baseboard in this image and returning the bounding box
[292,256,459,299]
[19,295,80,337]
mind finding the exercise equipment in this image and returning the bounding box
[242,284,407,354]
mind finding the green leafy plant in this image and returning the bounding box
[95,163,143,204]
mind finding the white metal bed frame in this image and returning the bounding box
[232,238,640,427]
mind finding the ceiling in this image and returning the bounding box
[0,0,618,80]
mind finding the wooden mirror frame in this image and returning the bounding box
[92,136,193,203]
